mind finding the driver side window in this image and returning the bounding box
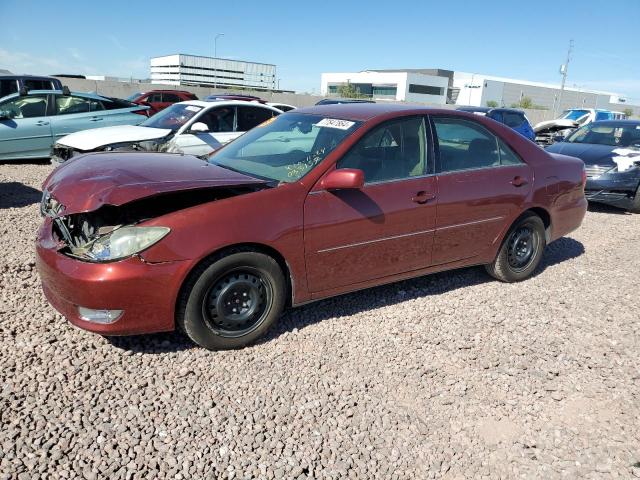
[337,117,427,183]
[0,95,48,119]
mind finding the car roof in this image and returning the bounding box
[1,90,112,101]
[488,108,525,114]
[591,119,640,126]
[0,74,58,80]
[177,99,280,110]
[293,103,458,121]
[456,106,491,112]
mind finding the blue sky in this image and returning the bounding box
[1,0,639,100]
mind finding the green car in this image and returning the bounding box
[0,89,149,161]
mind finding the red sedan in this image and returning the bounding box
[36,104,587,350]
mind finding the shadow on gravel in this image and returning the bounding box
[0,182,42,209]
[587,202,631,215]
[105,331,194,354]
[106,238,586,352]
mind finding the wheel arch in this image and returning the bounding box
[176,242,294,319]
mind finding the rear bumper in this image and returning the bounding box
[35,221,192,335]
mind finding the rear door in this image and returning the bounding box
[0,94,52,160]
[49,94,98,141]
[430,116,531,265]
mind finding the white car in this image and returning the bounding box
[51,100,282,162]
[534,109,628,146]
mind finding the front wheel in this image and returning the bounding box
[485,213,546,282]
[177,251,286,350]
[628,184,640,214]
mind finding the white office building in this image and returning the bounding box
[150,54,277,91]
[320,71,449,104]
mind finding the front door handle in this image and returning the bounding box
[36,120,49,126]
[511,176,528,187]
[412,191,436,204]
[89,116,103,122]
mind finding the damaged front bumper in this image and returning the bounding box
[36,218,192,335]
[584,166,640,209]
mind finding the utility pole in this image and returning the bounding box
[555,39,573,116]
[213,33,224,91]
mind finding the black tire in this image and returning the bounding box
[628,184,640,214]
[177,249,286,350]
[485,213,546,282]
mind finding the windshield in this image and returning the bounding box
[126,92,142,101]
[560,109,589,121]
[140,103,203,130]
[208,113,361,183]
[565,123,640,147]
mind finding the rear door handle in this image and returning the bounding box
[36,120,49,126]
[511,176,528,187]
[412,191,436,204]
[89,116,103,122]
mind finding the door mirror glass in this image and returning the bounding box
[190,122,209,133]
[321,168,365,190]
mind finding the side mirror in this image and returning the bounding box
[321,168,365,191]
[189,122,209,133]
[0,110,11,120]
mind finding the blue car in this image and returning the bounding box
[0,89,148,161]
[456,107,536,141]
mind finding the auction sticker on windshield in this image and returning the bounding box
[315,118,356,130]
[185,106,202,112]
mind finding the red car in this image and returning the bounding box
[126,90,198,116]
[36,104,587,350]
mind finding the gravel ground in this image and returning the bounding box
[1,161,639,480]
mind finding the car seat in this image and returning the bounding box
[20,100,46,118]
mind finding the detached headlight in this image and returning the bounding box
[88,226,170,261]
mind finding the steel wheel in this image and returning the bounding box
[203,269,272,338]
[506,226,538,272]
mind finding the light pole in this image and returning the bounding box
[213,33,224,91]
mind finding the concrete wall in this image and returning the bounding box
[52,76,621,126]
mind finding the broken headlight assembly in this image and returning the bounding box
[82,226,170,262]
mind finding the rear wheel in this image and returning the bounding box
[177,250,286,350]
[485,213,546,282]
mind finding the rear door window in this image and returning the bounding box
[433,117,500,172]
[237,106,276,132]
[55,95,91,115]
[503,112,525,128]
[24,79,55,90]
[162,93,181,103]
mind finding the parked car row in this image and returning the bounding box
[36,103,588,350]
[0,75,298,161]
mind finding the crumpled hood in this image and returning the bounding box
[55,125,172,151]
[545,142,617,166]
[534,119,578,133]
[42,152,267,215]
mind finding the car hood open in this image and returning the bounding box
[534,119,578,134]
[55,125,173,151]
[42,152,268,215]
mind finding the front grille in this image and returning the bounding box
[585,165,614,178]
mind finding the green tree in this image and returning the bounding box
[486,100,498,108]
[337,82,365,99]
[518,97,534,109]
[623,108,634,118]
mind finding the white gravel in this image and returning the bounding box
[1,162,639,479]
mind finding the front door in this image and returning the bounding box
[49,94,101,142]
[0,94,52,160]
[430,116,532,265]
[304,116,437,293]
